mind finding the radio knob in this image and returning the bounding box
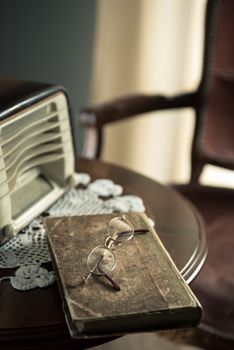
[4,223,17,240]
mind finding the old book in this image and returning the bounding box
[44,212,202,339]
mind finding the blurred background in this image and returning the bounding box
[0,0,233,187]
[90,0,233,188]
[90,0,202,184]
[0,1,233,349]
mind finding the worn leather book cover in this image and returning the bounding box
[44,212,202,339]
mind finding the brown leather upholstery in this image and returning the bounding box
[183,2,234,338]
[199,0,234,169]
[174,184,234,339]
[79,0,234,344]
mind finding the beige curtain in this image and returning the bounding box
[90,0,206,184]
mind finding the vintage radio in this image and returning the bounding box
[0,79,75,244]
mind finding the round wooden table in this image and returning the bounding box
[0,158,207,350]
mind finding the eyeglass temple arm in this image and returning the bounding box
[102,271,121,292]
[121,216,149,235]
[97,259,121,291]
[118,228,148,236]
[133,228,148,235]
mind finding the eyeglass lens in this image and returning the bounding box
[87,245,116,276]
[107,217,134,242]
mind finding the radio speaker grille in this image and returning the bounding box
[0,92,74,241]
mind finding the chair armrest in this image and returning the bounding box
[80,92,198,128]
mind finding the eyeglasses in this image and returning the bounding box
[82,215,148,291]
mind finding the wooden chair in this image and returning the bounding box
[79,0,234,347]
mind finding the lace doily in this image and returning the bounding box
[0,173,145,291]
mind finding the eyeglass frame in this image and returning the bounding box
[82,215,148,291]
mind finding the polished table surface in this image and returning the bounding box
[0,158,207,350]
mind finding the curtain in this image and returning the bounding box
[90,0,206,183]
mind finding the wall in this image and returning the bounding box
[0,0,96,154]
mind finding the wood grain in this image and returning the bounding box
[0,157,207,349]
